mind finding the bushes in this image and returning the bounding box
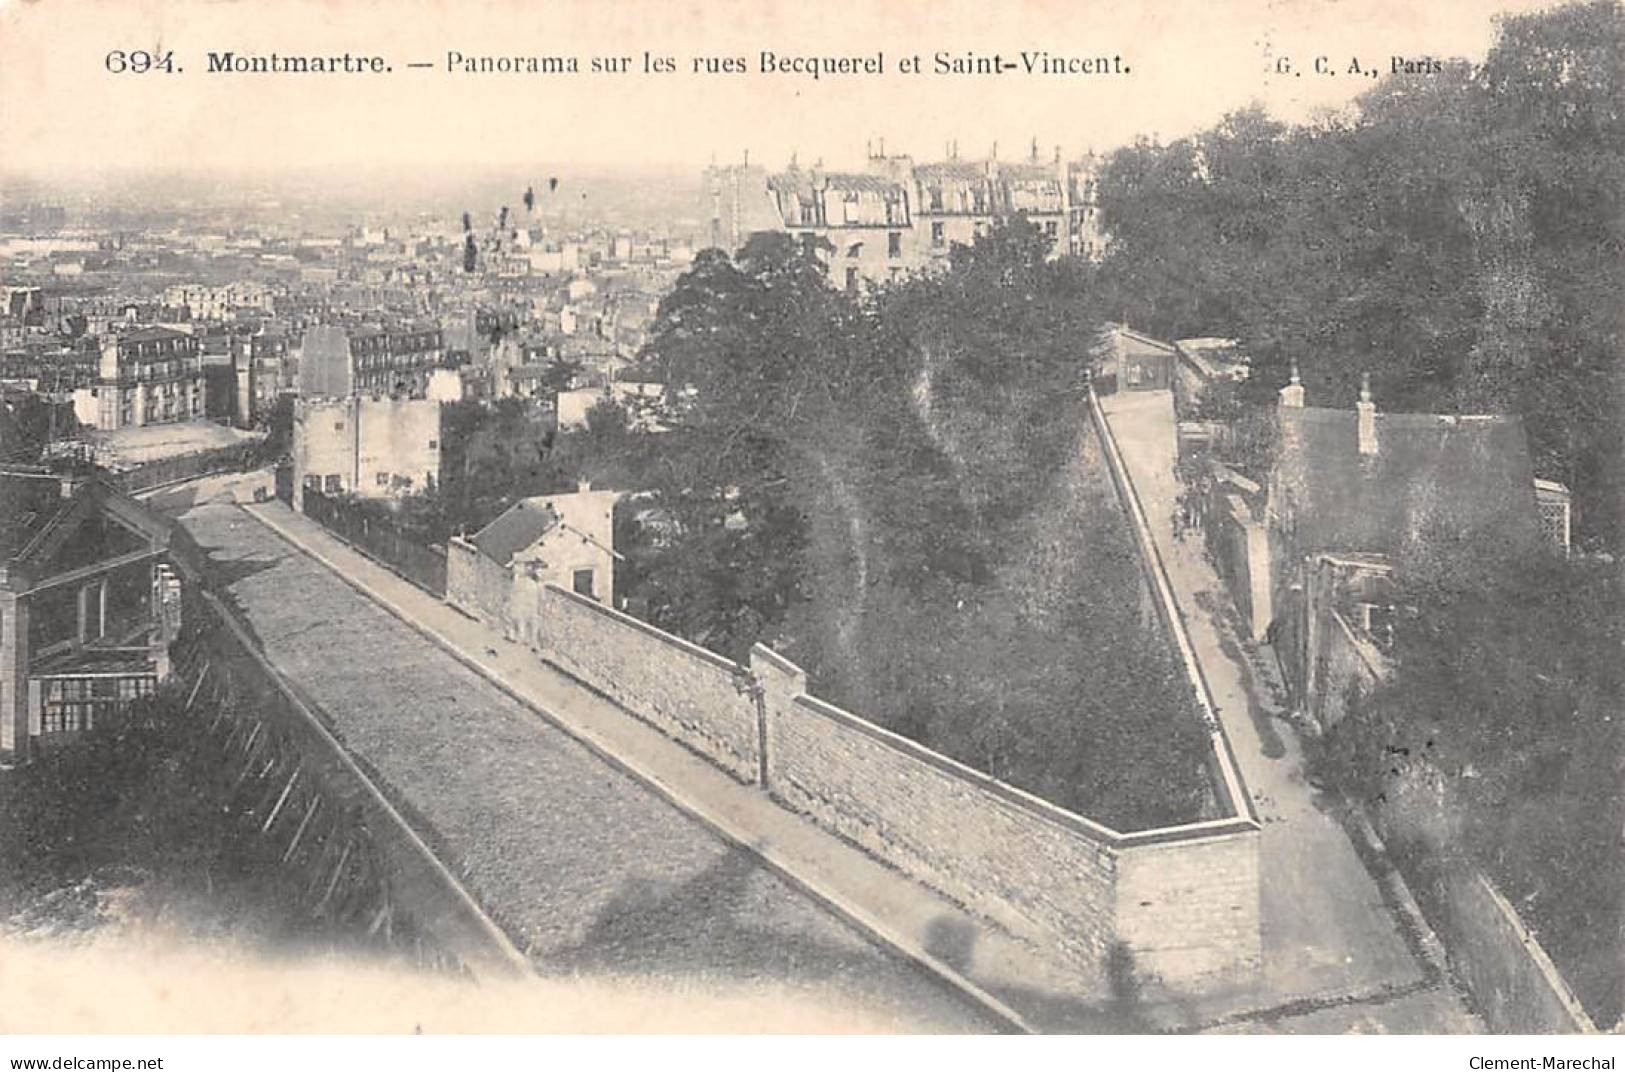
[625,220,1213,831]
[1314,541,1623,1025]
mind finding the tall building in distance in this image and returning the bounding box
[700,139,1108,290]
[71,326,207,431]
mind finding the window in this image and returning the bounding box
[930,222,945,248]
[323,474,342,493]
[376,472,391,486]
[42,706,85,733]
[887,232,902,258]
[427,440,438,450]
[117,677,153,701]
[572,568,596,599]
[334,421,345,432]
[1537,498,1570,551]
[845,267,859,294]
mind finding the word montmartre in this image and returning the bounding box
[206,52,389,73]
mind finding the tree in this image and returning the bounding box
[625,219,1213,827]
[1094,2,1625,548]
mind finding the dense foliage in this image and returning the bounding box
[626,223,1211,829]
[1094,0,1624,549]
[1314,533,1623,1025]
[0,686,316,946]
[0,394,77,465]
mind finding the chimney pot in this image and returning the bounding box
[1279,363,1305,409]
[1356,372,1378,455]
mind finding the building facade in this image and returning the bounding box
[298,322,446,400]
[291,395,442,509]
[72,326,207,432]
[704,143,1106,287]
[0,475,181,767]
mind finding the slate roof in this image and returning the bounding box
[121,326,191,344]
[767,170,903,197]
[915,161,989,182]
[1276,406,1541,558]
[470,498,559,565]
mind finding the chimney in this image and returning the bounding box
[1279,363,1305,409]
[577,478,592,494]
[1356,372,1378,456]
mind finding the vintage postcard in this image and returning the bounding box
[0,0,1619,1049]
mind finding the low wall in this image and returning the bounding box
[751,648,1261,990]
[466,411,1266,990]
[303,490,447,597]
[446,536,512,631]
[1115,828,1263,983]
[1374,807,1599,1034]
[1444,871,1599,1034]
[111,442,265,494]
[531,583,761,782]
[764,687,1120,976]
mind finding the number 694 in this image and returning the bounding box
[105,50,178,73]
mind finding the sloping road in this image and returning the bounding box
[171,497,1000,1033]
[1096,388,1480,1034]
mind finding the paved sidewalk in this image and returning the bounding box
[241,500,1136,1033]
[1097,389,1480,1033]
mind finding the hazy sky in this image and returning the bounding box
[0,0,1562,179]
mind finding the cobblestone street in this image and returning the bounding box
[175,500,1000,1032]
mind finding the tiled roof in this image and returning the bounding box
[470,497,559,565]
[1277,406,1540,557]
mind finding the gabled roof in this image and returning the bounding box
[2,474,172,586]
[1105,324,1177,358]
[1277,406,1540,557]
[470,497,559,565]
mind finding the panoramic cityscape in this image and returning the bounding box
[0,0,1620,1046]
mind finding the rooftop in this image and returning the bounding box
[1278,403,1540,557]
[120,326,191,345]
[470,497,560,565]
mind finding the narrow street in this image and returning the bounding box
[163,489,1003,1033]
[1096,388,1481,1034]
